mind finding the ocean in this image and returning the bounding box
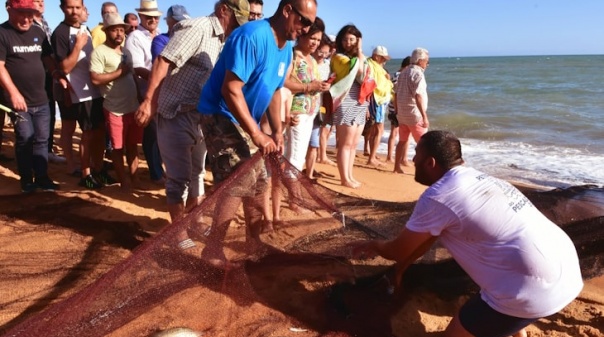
[347,55,604,189]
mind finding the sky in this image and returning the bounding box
[2,0,603,58]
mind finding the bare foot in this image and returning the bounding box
[401,161,412,167]
[393,167,405,174]
[342,180,361,189]
[385,157,394,163]
[260,220,274,233]
[290,203,312,215]
[318,158,337,166]
[200,246,235,269]
[367,159,385,167]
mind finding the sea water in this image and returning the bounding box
[340,55,603,189]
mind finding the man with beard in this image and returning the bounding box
[353,130,583,337]
[90,13,142,191]
[52,0,115,189]
[196,0,317,266]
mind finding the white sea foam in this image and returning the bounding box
[326,129,602,189]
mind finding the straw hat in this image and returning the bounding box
[135,0,162,17]
[102,12,130,31]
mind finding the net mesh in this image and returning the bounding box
[1,153,602,337]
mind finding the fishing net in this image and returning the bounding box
[1,152,602,337]
[0,153,403,337]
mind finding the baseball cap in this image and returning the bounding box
[372,46,391,60]
[166,5,190,22]
[224,0,249,26]
[8,0,38,12]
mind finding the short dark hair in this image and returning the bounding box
[249,0,264,4]
[401,56,411,68]
[318,33,333,49]
[420,130,464,170]
[124,12,137,21]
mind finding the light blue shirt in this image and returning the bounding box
[197,19,293,124]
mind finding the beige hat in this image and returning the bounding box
[136,0,162,17]
[372,45,391,60]
[223,0,249,26]
[102,12,130,31]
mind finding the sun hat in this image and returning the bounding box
[166,5,190,22]
[8,0,38,12]
[135,0,163,17]
[102,12,130,31]
[223,0,249,26]
[372,46,391,60]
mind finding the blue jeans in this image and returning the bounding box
[143,118,164,181]
[13,104,50,183]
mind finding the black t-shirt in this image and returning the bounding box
[0,22,51,108]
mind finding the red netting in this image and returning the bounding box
[0,153,399,337]
[2,153,603,337]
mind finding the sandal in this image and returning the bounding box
[177,238,196,250]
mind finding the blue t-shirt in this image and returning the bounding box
[197,19,293,124]
[151,33,170,61]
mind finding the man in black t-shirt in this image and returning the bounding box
[52,0,114,190]
[0,0,59,193]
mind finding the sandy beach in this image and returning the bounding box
[0,123,603,337]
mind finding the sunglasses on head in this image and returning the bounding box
[290,5,313,27]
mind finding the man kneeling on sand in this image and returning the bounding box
[353,130,583,337]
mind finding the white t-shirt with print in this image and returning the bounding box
[406,165,583,318]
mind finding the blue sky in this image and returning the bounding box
[3,0,603,58]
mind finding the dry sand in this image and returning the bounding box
[0,124,603,336]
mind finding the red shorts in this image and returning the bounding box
[398,122,428,143]
[104,109,143,150]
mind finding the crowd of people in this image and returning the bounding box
[0,1,583,335]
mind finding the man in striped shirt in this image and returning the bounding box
[394,47,430,174]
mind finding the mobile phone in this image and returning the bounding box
[325,72,336,84]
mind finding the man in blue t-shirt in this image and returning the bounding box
[197,0,317,266]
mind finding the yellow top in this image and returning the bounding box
[91,23,106,48]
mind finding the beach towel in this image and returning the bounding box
[329,54,375,110]
[367,58,394,106]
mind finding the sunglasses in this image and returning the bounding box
[290,5,313,27]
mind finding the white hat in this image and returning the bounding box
[372,45,391,60]
[136,0,162,17]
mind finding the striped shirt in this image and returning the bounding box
[395,64,428,125]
